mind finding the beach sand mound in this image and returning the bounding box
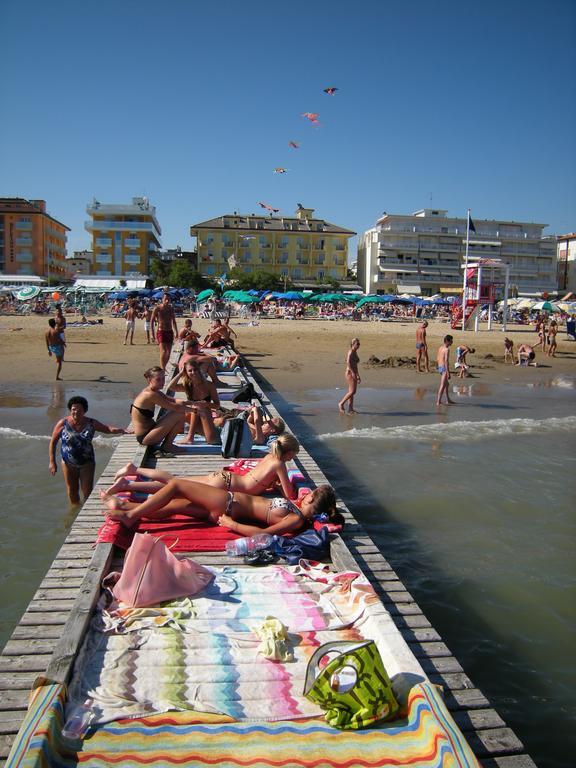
[366,355,417,368]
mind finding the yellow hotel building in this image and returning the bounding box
[85,197,161,276]
[0,198,69,278]
[190,206,355,283]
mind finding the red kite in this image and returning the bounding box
[288,141,300,149]
[258,202,280,213]
[301,112,320,124]
[323,87,338,95]
[273,167,289,174]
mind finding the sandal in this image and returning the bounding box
[152,448,177,459]
[243,549,277,566]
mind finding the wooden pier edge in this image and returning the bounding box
[0,350,536,767]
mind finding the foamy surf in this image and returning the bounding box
[0,427,120,449]
[317,416,576,444]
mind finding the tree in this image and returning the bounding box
[149,257,171,286]
[228,269,291,292]
[168,262,213,291]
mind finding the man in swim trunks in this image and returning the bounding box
[46,318,65,380]
[415,320,430,372]
[436,334,454,405]
[151,292,178,370]
[142,304,152,344]
[123,299,138,345]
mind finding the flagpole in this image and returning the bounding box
[461,209,471,332]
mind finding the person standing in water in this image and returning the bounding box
[415,320,430,372]
[436,335,454,405]
[46,318,65,380]
[338,338,361,414]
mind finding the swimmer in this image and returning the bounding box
[436,335,454,405]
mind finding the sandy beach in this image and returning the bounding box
[0,314,574,395]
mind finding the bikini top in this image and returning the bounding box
[268,497,305,520]
[130,403,155,420]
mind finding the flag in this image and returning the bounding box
[219,273,227,289]
[228,253,237,269]
[468,213,476,233]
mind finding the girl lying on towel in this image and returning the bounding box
[101,480,342,537]
[104,434,300,500]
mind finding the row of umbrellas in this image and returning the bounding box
[498,298,574,313]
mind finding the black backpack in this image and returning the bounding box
[220,412,253,458]
[231,382,259,403]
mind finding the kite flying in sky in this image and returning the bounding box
[301,112,320,124]
[258,202,280,213]
[288,140,300,149]
[273,167,289,174]
[323,87,338,95]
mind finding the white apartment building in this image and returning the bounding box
[557,233,576,294]
[357,209,557,296]
[85,197,161,276]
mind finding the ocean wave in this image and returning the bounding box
[317,416,576,444]
[0,427,120,449]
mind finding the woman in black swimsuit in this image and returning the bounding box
[103,479,341,537]
[130,366,197,457]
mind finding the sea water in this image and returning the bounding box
[0,382,133,646]
[0,376,574,768]
[273,375,575,768]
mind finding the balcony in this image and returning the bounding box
[16,237,33,246]
[314,257,325,266]
[124,238,141,248]
[96,238,112,247]
[85,220,159,235]
[15,222,32,230]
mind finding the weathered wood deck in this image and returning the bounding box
[0,352,535,767]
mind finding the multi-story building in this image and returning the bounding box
[190,205,355,284]
[65,250,93,278]
[357,209,557,296]
[557,233,576,294]
[157,247,198,268]
[0,198,69,278]
[85,197,161,276]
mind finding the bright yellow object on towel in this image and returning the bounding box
[254,616,294,662]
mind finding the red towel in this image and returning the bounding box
[96,516,240,552]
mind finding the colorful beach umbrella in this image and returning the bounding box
[532,301,561,313]
[16,286,41,301]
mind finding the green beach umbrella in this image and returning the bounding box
[532,300,561,313]
[16,286,41,301]
[196,289,215,303]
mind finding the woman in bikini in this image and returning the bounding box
[130,366,198,458]
[167,361,220,444]
[102,479,340,538]
[338,338,361,414]
[104,434,300,499]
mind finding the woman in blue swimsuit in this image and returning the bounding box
[49,396,125,504]
[103,479,343,537]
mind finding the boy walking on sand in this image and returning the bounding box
[436,335,454,405]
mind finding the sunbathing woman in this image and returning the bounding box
[103,480,340,537]
[167,361,220,444]
[105,434,300,499]
[130,366,198,457]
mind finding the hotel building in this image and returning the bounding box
[190,206,355,284]
[557,233,576,294]
[0,198,69,278]
[357,209,557,296]
[85,197,161,276]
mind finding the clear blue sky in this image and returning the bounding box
[1,0,574,257]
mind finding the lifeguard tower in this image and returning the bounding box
[451,258,511,332]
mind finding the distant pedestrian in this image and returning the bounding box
[151,292,178,370]
[504,337,514,364]
[455,344,475,378]
[55,304,67,357]
[415,321,430,372]
[46,318,65,380]
[338,338,361,414]
[516,344,538,367]
[436,335,454,405]
[142,305,152,344]
[547,321,558,357]
[123,299,138,345]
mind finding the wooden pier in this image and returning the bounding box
[0,352,536,767]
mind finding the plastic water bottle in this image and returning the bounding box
[226,533,273,557]
[61,699,95,739]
